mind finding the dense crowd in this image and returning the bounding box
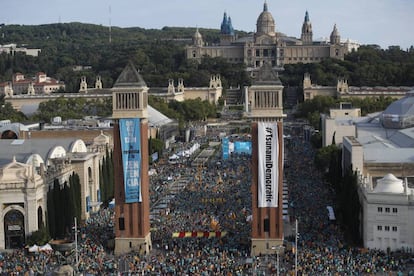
[280,126,413,275]
[1,123,414,275]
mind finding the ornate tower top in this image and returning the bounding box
[304,10,310,22]
[301,10,313,45]
[221,12,228,33]
[79,76,88,93]
[112,61,148,119]
[330,24,341,44]
[220,12,235,36]
[256,1,276,36]
[264,0,268,12]
[193,27,204,47]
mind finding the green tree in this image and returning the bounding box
[0,96,28,122]
[314,144,340,173]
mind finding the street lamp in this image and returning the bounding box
[73,217,79,268]
[271,245,285,276]
[295,219,299,276]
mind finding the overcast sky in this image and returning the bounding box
[1,0,413,49]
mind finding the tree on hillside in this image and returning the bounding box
[0,97,28,122]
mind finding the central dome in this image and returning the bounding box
[256,2,276,36]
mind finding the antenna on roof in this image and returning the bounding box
[109,5,112,44]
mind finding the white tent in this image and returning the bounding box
[28,244,39,252]
[39,243,53,252]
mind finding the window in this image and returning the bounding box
[377,207,383,213]
[385,208,390,213]
[392,226,397,232]
[256,49,260,57]
[392,208,398,213]
[385,226,390,231]
[377,225,382,231]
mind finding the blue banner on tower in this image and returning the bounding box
[120,118,142,203]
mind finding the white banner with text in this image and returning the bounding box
[258,122,279,208]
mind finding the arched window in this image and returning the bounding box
[4,209,25,249]
[1,130,18,139]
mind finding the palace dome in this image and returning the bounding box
[256,2,275,36]
[374,173,404,194]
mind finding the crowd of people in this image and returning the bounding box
[1,122,414,275]
[280,124,413,275]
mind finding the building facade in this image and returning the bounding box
[358,173,414,252]
[0,72,65,97]
[186,2,352,68]
[303,73,414,101]
[324,92,414,251]
[320,103,361,147]
[148,75,223,105]
[0,136,105,250]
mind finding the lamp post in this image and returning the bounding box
[295,219,299,276]
[74,217,79,267]
[271,245,285,276]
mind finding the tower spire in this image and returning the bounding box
[304,10,310,22]
[301,10,313,45]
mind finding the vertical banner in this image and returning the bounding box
[120,118,142,203]
[258,122,279,207]
[222,137,229,160]
[86,196,90,212]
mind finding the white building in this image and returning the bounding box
[0,136,102,250]
[359,173,414,251]
[0,44,41,57]
[320,102,361,147]
[328,91,414,251]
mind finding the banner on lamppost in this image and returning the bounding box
[258,122,279,208]
[120,118,142,203]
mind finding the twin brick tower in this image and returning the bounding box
[111,61,285,256]
[112,62,151,255]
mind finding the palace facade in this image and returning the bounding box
[186,2,357,68]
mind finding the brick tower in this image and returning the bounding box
[112,62,151,255]
[245,62,285,255]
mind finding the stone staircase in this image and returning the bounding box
[225,88,243,106]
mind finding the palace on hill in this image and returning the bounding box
[186,1,359,68]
